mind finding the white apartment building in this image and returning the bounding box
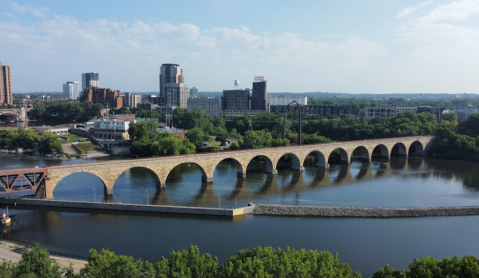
[63,81,79,100]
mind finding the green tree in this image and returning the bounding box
[38,134,63,154]
[81,248,153,278]
[14,243,64,278]
[186,127,209,146]
[166,246,218,278]
[18,129,42,149]
[219,247,361,278]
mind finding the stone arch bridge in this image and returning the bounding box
[41,136,434,198]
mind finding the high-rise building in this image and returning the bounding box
[189,87,198,98]
[159,64,183,104]
[251,80,268,111]
[63,81,79,100]
[0,62,12,104]
[82,72,99,91]
[166,83,189,108]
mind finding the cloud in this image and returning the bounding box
[396,1,433,18]
[416,0,479,23]
[10,2,47,17]
[0,9,385,92]
[398,0,479,46]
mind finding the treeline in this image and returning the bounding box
[0,129,62,154]
[30,101,102,124]
[307,96,479,115]
[2,243,479,278]
[429,113,479,161]
[129,121,195,157]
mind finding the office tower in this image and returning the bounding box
[82,72,100,90]
[0,62,12,104]
[251,80,268,111]
[159,64,183,104]
[63,81,79,100]
[189,87,198,98]
[166,83,189,108]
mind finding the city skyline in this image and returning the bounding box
[1,0,479,94]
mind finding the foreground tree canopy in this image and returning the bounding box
[2,243,479,278]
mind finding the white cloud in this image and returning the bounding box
[398,0,479,46]
[396,1,433,18]
[417,0,479,23]
[10,2,47,17]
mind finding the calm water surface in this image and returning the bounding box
[1,154,479,277]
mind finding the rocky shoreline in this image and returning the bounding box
[252,204,479,218]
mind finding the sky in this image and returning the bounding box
[1,0,479,94]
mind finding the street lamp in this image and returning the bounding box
[146,189,149,204]
[282,101,302,145]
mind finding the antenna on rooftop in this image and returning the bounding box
[234,79,239,89]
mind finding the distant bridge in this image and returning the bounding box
[13,135,430,199]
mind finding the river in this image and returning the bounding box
[1,154,479,277]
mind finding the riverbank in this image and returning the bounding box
[0,240,86,272]
[253,204,479,217]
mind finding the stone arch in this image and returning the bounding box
[391,142,407,157]
[113,166,162,189]
[246,155,275,174]
[276,152,303,171]
[408,141,424,156]
[351,146,370,163]
[213,157,245,178]
[372,144,389,159]
[166,162,211,183]
[50,171,109,199]
[327,148,349,164]
[304,150,328,167]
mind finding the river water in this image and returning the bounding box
[1,154,479,277]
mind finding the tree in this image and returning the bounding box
[186,127,209,146]
[166,246,218,278]
[38,134,63,154]
[18,129,42,149]
[457,113,479,137]
[128,121,158,141]
[81,248,153,278]
[14,243,65,278]
[219,247,361,278]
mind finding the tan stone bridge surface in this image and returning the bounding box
[40,135,433,198]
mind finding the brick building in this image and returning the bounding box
[80,86,123,108]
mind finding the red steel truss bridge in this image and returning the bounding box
[0,168,48,194]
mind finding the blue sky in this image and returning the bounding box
[1,0,478,94]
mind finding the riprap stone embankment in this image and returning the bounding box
[252,204,479,218]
